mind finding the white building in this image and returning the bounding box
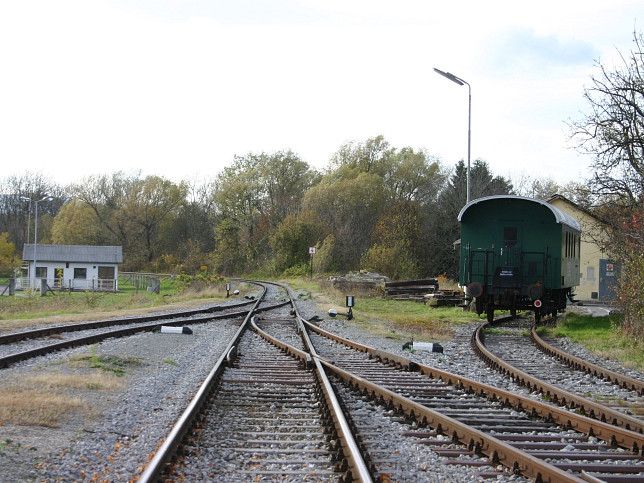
[22,244,123,291]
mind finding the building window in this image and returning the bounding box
[587,266,595,282]
[74,268,87,279]
[35,266,47,278]
[98,266,115,279]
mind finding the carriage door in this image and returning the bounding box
[598,259,620,302]
[501,225,520,267]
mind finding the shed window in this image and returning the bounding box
[74,268,87,279]
[35,266,47,278]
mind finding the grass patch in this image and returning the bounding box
[0,277,230,332]
[547,312,644,371]
[0,348,132,427]
[69,345,142,377]
[0,388,84,427]
[25,371,124,392]
[283,277,479,342]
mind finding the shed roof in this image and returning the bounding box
[23,244,123,263]
[457,195,581,232]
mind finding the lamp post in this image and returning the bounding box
[21,196,52,289]
[434,67,472,204]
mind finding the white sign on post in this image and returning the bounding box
[309,247,316,254]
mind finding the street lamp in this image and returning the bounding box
[434,67,472,204]
[21,196,52,289]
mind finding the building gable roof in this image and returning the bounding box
[546,194,604,224]
[23,244,123,264]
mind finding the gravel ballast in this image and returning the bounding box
[0,293,634,482]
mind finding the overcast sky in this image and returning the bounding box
[1,1,643,187]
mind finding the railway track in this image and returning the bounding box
[163,328,341,481]
[140,281,371,482]
[302,318,644,482]
[0,283,293,369]
[138,282,644,482]
[15,279,642,481]
[474,317,644,434]
[531,325,644,396]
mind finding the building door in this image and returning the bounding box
[55,268,63,288]
[98,266,116,291]
[598,259,620,303]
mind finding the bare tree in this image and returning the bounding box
[569,29,644,332]
[568,30,644,206]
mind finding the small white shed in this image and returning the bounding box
[22,244,123,291]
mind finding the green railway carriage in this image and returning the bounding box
[458,195,581,322]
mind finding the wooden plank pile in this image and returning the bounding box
[385,278,465,307]
[424,290,466,307]
[385,279,439,302]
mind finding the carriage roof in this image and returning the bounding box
[457,195,581,232]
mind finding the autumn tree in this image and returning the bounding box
[360,201,423,280]
[269,210,327,275]
[0,232,19,276]
[569,30,644,205]
[329,135,395,175]
[212,151,318,274]
[51,199,110,245]
[71,172,187,269]
[302,166,386,271]
[209,218,246,275]
[164,178,219,273]
[383,147,445,204]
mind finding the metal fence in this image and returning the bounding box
[118,273,161,294]
[14,277,118,292]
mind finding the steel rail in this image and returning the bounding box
[311,356,374,482]
[137,284,267,483]
[317,357,582,483]
[303,319,644,455]
[253,280,374,482]
[0,300,290,369]
[530,325,644,395]
[251,316,312,366]
[474,322,644,434]
[0,297,257,345]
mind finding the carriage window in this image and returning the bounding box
[503,227,518,247]
[572,235,577,257]
[574,234,577,257]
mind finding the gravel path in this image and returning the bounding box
[0,291,638,482]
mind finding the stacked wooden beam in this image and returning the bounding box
[385,278,465,307]
[384,279,439,302]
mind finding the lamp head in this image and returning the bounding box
[433,67,465,86]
